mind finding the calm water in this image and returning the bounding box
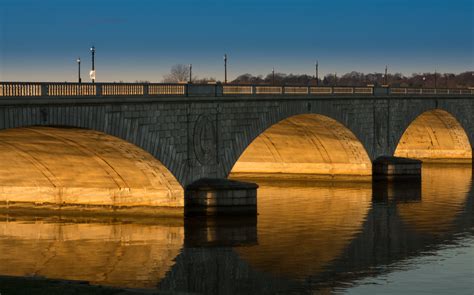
[0,164,473,294]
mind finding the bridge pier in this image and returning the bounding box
[372,156,422,182]
[184,178,258,216]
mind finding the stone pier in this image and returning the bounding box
[184,178,258,216]
[372,156,422,182]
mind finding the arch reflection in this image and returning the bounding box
[0,217,184,288]
[396,164,471,234]
[234,180,372,279]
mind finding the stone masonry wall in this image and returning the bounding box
[0,95,473,186]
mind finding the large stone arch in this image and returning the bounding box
[0,104,188,185]
[228,113,372,179]
[0,126,184,207]
[220,100,375,178]
[394,109,472,162]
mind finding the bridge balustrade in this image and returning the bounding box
[102,84,144,96]
[436,89,450,95]
[284,87,309,95]
[390,88,474,95]
[333,87,354,94]
[0,82,473,98]
[48,83,96,96]
[310,87,333,94]
[222,85,253,95]
[256,86,283,94]
[148,84,185,95]
[0,83,42,97]
[354,87,374,94]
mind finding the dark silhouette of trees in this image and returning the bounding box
[160,65,473,88]
[231,71,473,88]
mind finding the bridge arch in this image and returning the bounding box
[394,109,472,162]
[0,104,188,185]
[229,114,372,179]
[0,126,183,208]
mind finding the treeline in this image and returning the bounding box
[231,71,474,88]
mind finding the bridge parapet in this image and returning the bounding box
[0,82,473,98]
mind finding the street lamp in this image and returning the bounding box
[189,64,192,83]
[315,61,319,86]
[224,54,228,84]
[76,57,81,83]
[434,70,437,89]
[384,65,388,85]
[272,67,275,85]
[90,46,96,83]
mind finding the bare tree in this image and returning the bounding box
[162,64,192,83]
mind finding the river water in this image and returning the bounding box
[0,164,473,294]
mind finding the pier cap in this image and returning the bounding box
[186,178,258,191]
[373,156,422,165]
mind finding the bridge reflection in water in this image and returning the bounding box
[0,164,472,293]
[0,218,184,288]
[397,164,471,234]
[235,180,372,278]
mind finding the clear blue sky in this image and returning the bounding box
[0,0,472,82]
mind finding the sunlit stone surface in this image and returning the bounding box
[0,127,183,208]
[230,114,372,179]
[394,109,472,162]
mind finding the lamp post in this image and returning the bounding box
[315,61,319,86]
[422,76,426,88]
[334,72,337,86]
[76,57,81,83]
[384,65,388,85]
[272,67,275,85]
[434,70,437,89]
[224,54,227,84]
[90,46,96,83]
[189,64,192,83]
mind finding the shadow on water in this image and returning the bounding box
[0,164,472,294]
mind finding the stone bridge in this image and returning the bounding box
[0,164,472,293]
[0,82,473,209]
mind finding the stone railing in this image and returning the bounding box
[390,88,473,95]
[0,82,473,98]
